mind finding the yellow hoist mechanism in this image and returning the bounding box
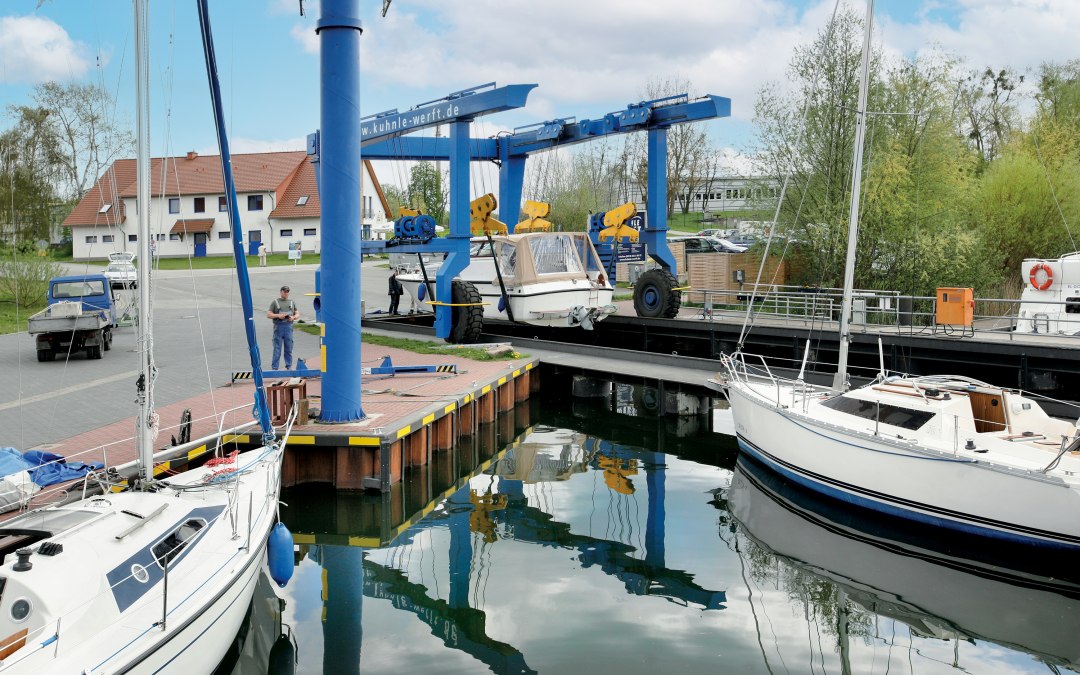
[515,200,553,233]
[397,206,421,218]
[597,454,638,495]
[469,490,508,542]
[597,201,640,242]
[469,193,509,236]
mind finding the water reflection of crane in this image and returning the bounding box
[296,424,726,672]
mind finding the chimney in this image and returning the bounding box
[186,151,198,160]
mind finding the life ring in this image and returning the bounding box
[1029,263,1053,291]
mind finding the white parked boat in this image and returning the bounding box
[0,3,289,671]
[714,0,1080,553]
[1016,251,1080,334]
[397,231,615,342]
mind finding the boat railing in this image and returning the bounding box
[18,405,259,515]
[686,286,1080,340]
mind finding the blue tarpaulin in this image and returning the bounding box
[0,448,104,487]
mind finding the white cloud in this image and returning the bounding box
[0,15,91,84]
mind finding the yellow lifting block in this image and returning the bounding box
[469,193,509,236]
[397,206,421,218]
[425,300,491,307]
[515,199,553,233]
[597,201,640,242]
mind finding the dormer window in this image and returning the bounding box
[296,195,309,207]
[98,203,112,214]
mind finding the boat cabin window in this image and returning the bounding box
[1067,297,1080,314]
[821,396,935,430]
[470,241,493,256]
[571,235,604,273]
[529,235,584,275]
[493,242,518,278]
[152,518,206,568]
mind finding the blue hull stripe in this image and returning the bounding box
[737,435,1080,550]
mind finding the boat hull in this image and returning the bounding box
[726,383,1080,550]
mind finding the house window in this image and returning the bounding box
[102,235,114,243]
[98,203,112,214]
[85,235,98,244]
[218,231,230,239]
[304,228,316,236]
[219,196,227,212]
[169,233,182,241]
[280,229,293,237]
[296,195,309,207]
[169,198,180,214]
[193,197,205,213]
[128,234,137,242]
[248,195,263,211]
[156,234,166,241]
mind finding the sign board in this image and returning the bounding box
[288,240,302,260]
[615,242,647,263]
[629,212,646,230]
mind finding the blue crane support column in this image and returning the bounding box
[432,119,473,337]
[498,152,526,227]
[644,128,677,272]
[317,0,364,422]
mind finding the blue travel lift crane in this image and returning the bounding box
[364,92,732,319]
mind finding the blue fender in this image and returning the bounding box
[267,521,294,588]
[417,283,426,302]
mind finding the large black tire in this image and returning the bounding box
[448,280,484,344]
[87,345,102,360]
[633,269,681,318]
[103,329,112,351]
[37,350,51,363]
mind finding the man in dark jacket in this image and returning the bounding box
[388,270,403,315]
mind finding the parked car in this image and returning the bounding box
[670,235,745,254]
[104,252,137,288]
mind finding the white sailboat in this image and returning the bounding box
[0,2,287,671]
[713,0,1080,552]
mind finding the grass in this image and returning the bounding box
[295,323,524,361]
[0,297,46,335]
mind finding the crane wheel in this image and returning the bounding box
[633,269,681,319]
[448,280,484,344]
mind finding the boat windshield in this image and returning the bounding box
[528,235,583,275]
[570,234,604,273]
[493,241,518,278]
[0,508,100,535]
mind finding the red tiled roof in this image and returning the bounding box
[270,157,320,219]
[118,151,308,198]
[170,218,215,234]
[63,159,135,228]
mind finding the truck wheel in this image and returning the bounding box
[87,345,102,360]
[103,329,112,351]
[633,269,681,318]
[37,350,52,362]
[448,280,484,344]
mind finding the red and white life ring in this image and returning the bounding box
[1029,262,1054,291]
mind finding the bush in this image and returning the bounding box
[0,248,64,308]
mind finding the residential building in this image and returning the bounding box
[64,150,389,261]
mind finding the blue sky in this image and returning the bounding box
[0,0,1075,182]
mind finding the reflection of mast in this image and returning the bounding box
[363,559,536,674]
[837,588,852,675]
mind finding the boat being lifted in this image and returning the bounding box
[394,196,615,343]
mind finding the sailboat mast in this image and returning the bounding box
[833,0,875,392]
[133,0,155,483]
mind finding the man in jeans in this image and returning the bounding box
[267,285,299,370]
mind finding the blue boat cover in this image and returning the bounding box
[0,448,104,487]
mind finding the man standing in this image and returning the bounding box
[267,285,299,370]
[388,269,403,315]
[258,242,268,267]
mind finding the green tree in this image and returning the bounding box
[406,162,447,225]
[0,106,64,243]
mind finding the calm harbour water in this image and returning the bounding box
[221,383,1080,674]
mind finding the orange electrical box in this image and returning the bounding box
[936,287,974,326]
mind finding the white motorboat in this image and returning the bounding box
[1015,251,1080,334]
[0,3,289,671]
[714,0,1080,553]
[397,231,616,340]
